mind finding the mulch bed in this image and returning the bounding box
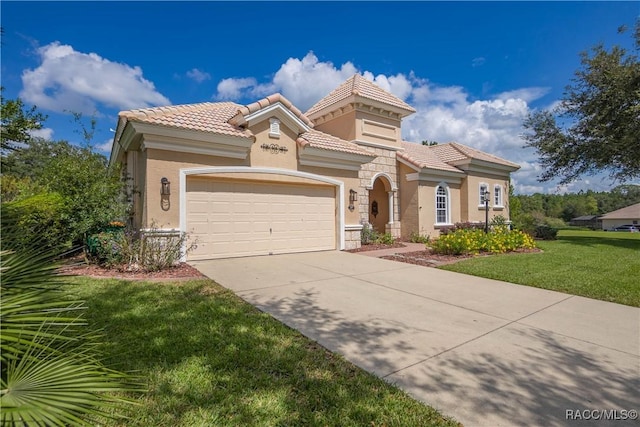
[381,248,541,267]
[346,242,406,253]
[59,262,206,281]
[381,250,477,267]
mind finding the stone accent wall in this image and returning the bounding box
[344,229,362,250]
[358,146,401,238]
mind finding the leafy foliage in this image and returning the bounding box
[409,231,431,244]
[2,139,129,245]
[0,221,139,426]
[534,225,558,240]
[87,224,195,272]
[431,228,536,256]
[522,21,640,183]
[1,192,71,251]
[0,88,47,152]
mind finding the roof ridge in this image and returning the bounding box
[228,93,314,128]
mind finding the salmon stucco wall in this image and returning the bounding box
[463,173,510,223]
[399,163,419,238]
[417,182,461,238]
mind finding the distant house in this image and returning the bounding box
[600,203,640,231]
[569,215,601,229]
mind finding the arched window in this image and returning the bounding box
[435,184,450,225]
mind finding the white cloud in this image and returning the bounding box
[95,137,113,153]
[186,68,211,83]
[472,57,486,67]
[216,77,259,100]
[214,52,358,110]
[20,42,170,113]
[29,127,54,140]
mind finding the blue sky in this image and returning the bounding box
[2,1,638,194]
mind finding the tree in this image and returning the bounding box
[2,139,128,246]
[523,21,640,184]
[0,88,47,152]
[421,140,439,146]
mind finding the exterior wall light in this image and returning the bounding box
[161,177,171,196]
[349,189,358,212]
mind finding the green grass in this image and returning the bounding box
[440,229,640,307]
[68,278,460,427]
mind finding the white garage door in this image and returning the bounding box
[186,178,337,260]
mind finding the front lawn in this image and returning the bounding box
[68,278,459,427]
[440,229,640,307]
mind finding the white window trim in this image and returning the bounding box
[435,183,452,226]
[478,182,489,207]
[494,184,504,208]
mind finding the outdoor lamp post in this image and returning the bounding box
[483,190,490,233]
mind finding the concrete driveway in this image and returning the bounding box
[191,251,640,426]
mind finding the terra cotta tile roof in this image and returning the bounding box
[119,102,252,139]
[399,141,520,172]
[306,74,416,117]
[297,130,375,157]
[398,142,465,173]
[447,142,521,168]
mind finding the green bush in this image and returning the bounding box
[409,231,430,244]
[361,223,379,245]
[439,221,485,235]
[377,233,395,245]
[1,192,71,251]
[534,225,558,240]
[87,224,194,272]
[431,228,537,256]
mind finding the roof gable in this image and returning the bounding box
[600,202,640,219]
[228,93,313,133]
[306,74,416,118]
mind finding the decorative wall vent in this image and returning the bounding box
[269,118,281,138]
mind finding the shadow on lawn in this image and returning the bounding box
[81,279,456,427]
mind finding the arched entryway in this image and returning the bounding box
[368,174,394,234]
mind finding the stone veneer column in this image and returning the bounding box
[358,146,401,238]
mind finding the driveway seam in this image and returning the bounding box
[382,294,576,378]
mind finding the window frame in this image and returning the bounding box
[478,182,489,207]
[493,184,503,208]
[435,183,451,225]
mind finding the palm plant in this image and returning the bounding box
[1,225,139,425]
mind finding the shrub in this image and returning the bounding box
[1,192,71,251]
[376,233,395,245]
[439,221,485,235]
[534,225,558,240]
[409,231,430,244]
[430,228,536,256]
[361,223,379,245]
[87,223,195,271]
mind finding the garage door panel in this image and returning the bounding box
[186,179,336,260]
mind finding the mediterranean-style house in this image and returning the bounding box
[109,74,520,260]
